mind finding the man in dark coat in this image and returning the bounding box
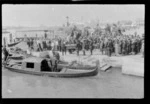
[101,39,105,55]
[126,39,129,55]
[134,39,138,54]
[120,40,123,54]
[106,39,113,57]
[58,39,62,52]
[131,39,135,54]
[3,47,9,64]
[82,40,86,55]
[27,39,30,48]
[89,40,94,55]
[61,41,66,56]
[122,40,126,55]
[76,40,81,56]
[42,40,47,50]
[30,39,34,49]
[128,39,132,54]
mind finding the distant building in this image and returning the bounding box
[135,19,144,27]
[2,29,12,46]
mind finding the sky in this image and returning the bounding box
[2,4,145,27]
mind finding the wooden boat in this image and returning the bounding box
[7,41,22,47]
[30,51,95,70]
[9,56,24,60]
[4,57,99,78]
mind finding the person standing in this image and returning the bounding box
[42,39,46,51]
[89,40,94,55]
[51,41,55,51]
[120,40,123,55]
[118,39,121,54]
[82,40,86,55]
[61,41,66,56]
[30,39,34,50]
[128,39,132,54]
[135,38,138,53]
[115,40,119,56]
[124,39,127,55]
[107,39,112,57]
[131,39,135,54]
[37,39,41,51]
[101,39,105,55]
[76,40,80,56]
[141,39,144,57]
[48,40,51,50]
[58,39,62,52]
[126,39,129,55]
[2,46,9,64]
[27,39,30,48]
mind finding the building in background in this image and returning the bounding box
[2,30,11,46]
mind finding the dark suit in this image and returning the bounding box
[76,41,81,56]
[89,41,94,55]
[61,43,66,56]
[82,42,86,55]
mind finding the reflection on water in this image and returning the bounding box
[2,67,144,98]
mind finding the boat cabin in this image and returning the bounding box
[22,57,45,72]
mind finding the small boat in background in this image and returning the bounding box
[7,41,22,47]
[9,56,24,60]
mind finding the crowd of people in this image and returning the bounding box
[95,33,144,57]
[2,30,144,66]
[21,31,145,58]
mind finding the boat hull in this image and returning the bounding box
[9,56,24,60]
[4,65,98,78]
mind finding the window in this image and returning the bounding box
[26,63,34,68]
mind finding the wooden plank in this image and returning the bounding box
[100,62,107,68]
[100,64,111,71]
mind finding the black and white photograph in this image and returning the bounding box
[2,4,144,98]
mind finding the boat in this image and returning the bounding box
[30,51,95,70]
[8,56,24,60]
[4,57,99,78]
[7,41,22,47]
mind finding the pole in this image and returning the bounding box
[3,37,6,47]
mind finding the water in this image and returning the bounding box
[2,67,144,98]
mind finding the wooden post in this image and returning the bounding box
[3,37,6,47]
[9,33,12,43]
